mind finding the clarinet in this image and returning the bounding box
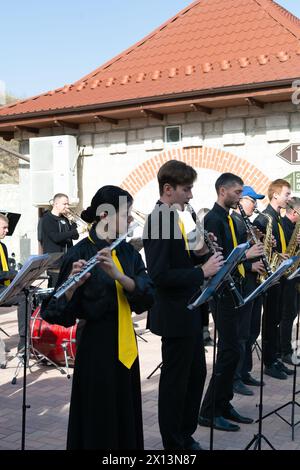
[186,204,244,307]
[53,222,139,299]
[237,202,272,277]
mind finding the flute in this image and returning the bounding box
[53,222,139,299]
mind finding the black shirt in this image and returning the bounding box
[39,211,79,258]
[282,215,295,245]
[253,204,288,253]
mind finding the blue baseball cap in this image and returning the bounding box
[242,185,265,200]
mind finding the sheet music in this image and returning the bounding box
[0,253,62,305]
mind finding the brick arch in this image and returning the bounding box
[121,147,271,196]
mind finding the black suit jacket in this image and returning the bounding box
[143,202,205,337]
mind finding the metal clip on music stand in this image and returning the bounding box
[0,252,63,450]
[187,242,250,451]
[243,256,299,450]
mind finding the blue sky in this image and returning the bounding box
[1,0,299,99]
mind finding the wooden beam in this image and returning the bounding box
[14,125,39,134]
[140,109,164,121]
[245,97,265,109]
[53,120,79,130]
[190,103,212,114]
[0,132,14,141]
[93,115,119,125]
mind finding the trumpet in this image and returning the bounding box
[65,208,91,233]
[131,208,147,225]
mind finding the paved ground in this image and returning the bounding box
[0,306,299,451]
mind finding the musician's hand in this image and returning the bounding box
[97,248,120,280]
[281,253,290,260]
[296,233,300,245]
[254,227,264,241]
[271,235,277,248]
[251,260,265,274]
[245,242,264,259]
[201,252,224,279]
[65,259,91,301]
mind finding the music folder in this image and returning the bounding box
[187,242,250,310]
[243,256,299,306]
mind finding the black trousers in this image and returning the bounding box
[159,334,206,450]
[241,296,262,378]
[234,300,253,381]
[262,284,282,367]
[200,294,240,418]
[279,279,298,356]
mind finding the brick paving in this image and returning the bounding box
[0,307,300,451]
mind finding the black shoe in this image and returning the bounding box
[281,354,300,367]
[233,379,254,396]
[198,415,240,432]
[184,437,203,451]
[275,360,294,376]
[242,374,264,387]
[223,407,254,424]
[264,363,287,380]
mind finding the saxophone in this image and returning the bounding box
[254,209,275,283]
[284,216,300,277]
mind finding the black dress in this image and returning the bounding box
[40,227,154,450]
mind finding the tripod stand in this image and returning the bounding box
[257,307,300,441]
[245,292,275,450]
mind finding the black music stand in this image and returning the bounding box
[0,253,62,450]
[243,256,299,450]
[253,265,300,442]
[188,242,250,451]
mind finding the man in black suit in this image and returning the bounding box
[253,179,294,379]
[143,159,223,450]
[280,197,300,366]
[199,174,263,431]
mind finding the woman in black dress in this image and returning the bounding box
[41,185,153,450]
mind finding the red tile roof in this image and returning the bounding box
[1,0,300,121]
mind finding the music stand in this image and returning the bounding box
[0,252,63,450]
[187,242,250,451]
[243,256,298,450]
[251,265,300,442]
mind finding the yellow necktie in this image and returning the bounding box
[227,215,245,277]
[0,243,10,286]
[178,218,190,257]
[278,221,286,253]
[111,250,138,369]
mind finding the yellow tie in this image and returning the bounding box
[178,218,190,257]
[111,250,138,369]
[0,243,10,286]
[227,215,245,277]
[278,221,286,253]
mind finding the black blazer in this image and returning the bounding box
[143,202,205,337]
[253,204,288,253]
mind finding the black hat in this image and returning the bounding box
[0,211,21,236]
